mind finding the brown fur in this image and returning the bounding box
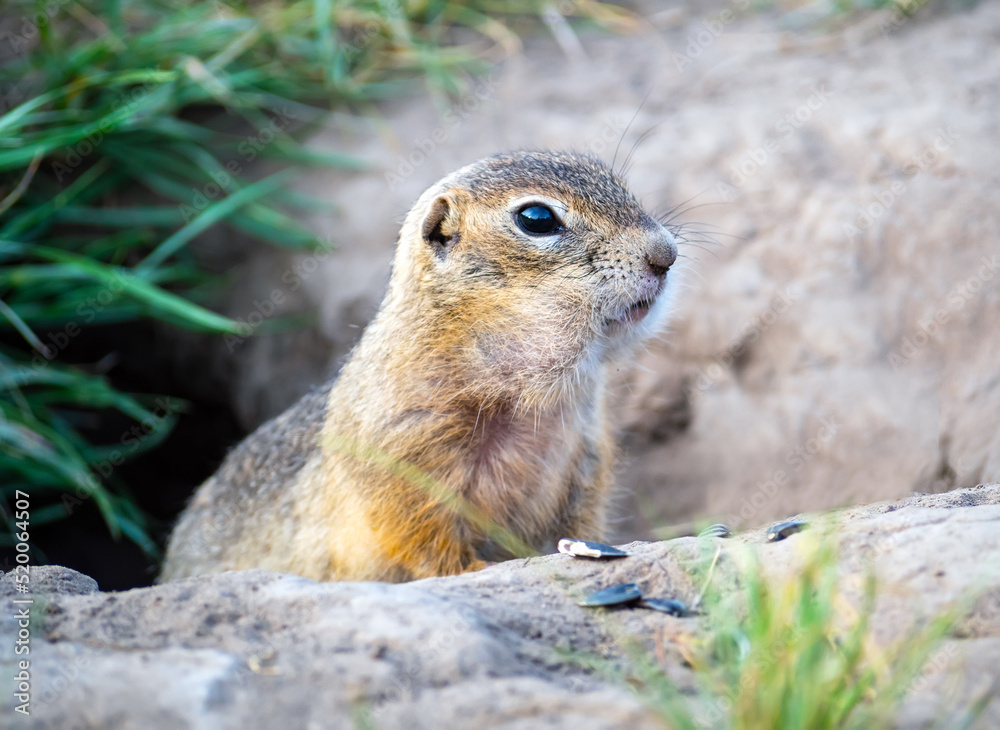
[160,150,677,583]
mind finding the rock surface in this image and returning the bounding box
[200,0,1000,538]
[4,484,1000,728]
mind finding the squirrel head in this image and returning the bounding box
[387,150,678,410]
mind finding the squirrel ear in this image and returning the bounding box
[421,196,459,258]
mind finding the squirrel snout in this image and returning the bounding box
[645,232,678,279]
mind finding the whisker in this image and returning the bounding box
[659,199,726,225]
[620,123,664,179]
[611,88,652,174]
[675,242,720,258]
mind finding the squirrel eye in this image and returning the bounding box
[515,205,562,236]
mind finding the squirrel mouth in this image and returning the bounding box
[622,298,654,323]
[606,296,656,329]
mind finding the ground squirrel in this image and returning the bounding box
[160,150,678,583]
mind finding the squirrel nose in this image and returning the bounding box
[645,231,677,278]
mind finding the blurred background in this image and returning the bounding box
[1,0,996,590]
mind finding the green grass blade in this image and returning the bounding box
[0,241,246,334]
[136,169,299,270]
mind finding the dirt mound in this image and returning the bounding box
[8,483,1000,727]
